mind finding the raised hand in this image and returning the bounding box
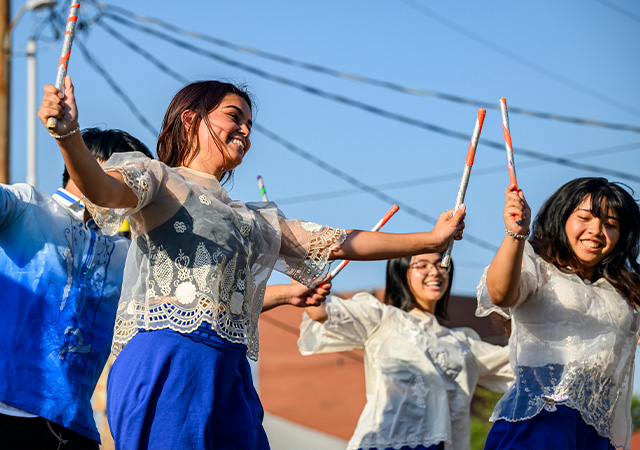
[504,184,531,237]
[38,76,78,136]
[430,205,466,252]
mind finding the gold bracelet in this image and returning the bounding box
[50,124,80,140]
[504,227,529,240]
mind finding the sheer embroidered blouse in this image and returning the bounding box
[476,241,640,449]
[84,152,346,360]
[298,293,513,450]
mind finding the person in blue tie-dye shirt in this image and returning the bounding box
[0,128,152,449]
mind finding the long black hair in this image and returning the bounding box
[530,177,640,308]
[383,255,453,325]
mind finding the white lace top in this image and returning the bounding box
[298,293,513,450]
[476,241,640,450]
[84,152,346,360]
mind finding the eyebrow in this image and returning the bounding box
[577,208,619,221]
[224,105,253,127]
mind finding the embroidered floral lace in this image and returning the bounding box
[84,153,346,360]
[299,293,512,450]
[476,242,640,449]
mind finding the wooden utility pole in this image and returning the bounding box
[0,1,10,184]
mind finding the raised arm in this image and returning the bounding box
[38,76,137,209]
[486,185,531,307]
[330,206,466,261]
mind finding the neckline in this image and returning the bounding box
[176,166,219,181]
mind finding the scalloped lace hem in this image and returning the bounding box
[350,436,449,450]
[112,307,258,360]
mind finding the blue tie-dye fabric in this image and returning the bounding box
[0,184,129,442]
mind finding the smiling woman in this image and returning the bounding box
[477,177,640,450]
[38,76,468,450]
[299,253,513,450]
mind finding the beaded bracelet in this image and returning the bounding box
[50,124,80,140]
[504,227,529,240]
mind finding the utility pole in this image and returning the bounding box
[0,1,10,184]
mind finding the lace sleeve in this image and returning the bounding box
[476,241,540,319]
[274,217,347,287]
[298,293,384,355]
[82,152,155,236]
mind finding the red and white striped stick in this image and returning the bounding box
[499,97,522,224]
[47,0,81,130]
[327,204,400,281]
[441,108,486,268]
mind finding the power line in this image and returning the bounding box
[254,123,499,254]
[399,0,640,118]
[97,1,640,134]
[93,13,640,184]
[86,16,498,254]
[275,141,640,205]
[595,0,640,24]
[76,40,159,138]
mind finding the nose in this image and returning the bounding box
[589,218,605,236]
[239,122,251,137]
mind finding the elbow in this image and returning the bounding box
[487,285,518,308]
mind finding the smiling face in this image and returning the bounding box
[406,253,450,314]
[564,196,620,279]
[188,93,252,179]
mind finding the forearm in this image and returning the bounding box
[486,235,525,307]
[330,230,445,261]
[57,133,137,208]
[304,304,328,323]
[262,284,291,312]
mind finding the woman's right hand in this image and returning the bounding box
[430,205,466,252]
[38,75,78,136]
[503,184,531,236]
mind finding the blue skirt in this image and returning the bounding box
[106,327,269,450]
[485,405,614,450]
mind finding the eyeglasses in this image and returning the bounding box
[409,262,448,275]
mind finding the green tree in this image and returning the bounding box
[469,387,503,450]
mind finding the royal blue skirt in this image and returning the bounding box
[106,327,269,450]
[485,405,614,450]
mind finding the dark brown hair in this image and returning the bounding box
[384,255,453,325]
[156,80,253,184]
[530,177,640,308]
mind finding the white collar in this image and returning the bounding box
[52,188,96,228]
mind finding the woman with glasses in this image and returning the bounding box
[299,253,513,450]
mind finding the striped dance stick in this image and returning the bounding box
[47,0,81,130]
[441,108,486,268]
[257,175,269,201]
[499,97,522,224]
[327,204,400,281]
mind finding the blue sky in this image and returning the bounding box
[7,0,640,383]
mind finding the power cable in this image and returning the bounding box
[93,13,640,183]
[399,0,640,118]
[275,142,640,205]
[97,2,640,134]
[595,0,640,24]
[254,123,499,253]
[76,40,159,138]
